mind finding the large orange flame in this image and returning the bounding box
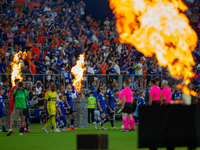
[11,51,27,86]
[110,0,198,87]
[71,54,86,93]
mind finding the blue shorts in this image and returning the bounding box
[99,109,105,114]
[0,111,4,118]
[107,108,114,115]
[60,116,66,122]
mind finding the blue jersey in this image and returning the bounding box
[91,86,97,96]
[65,90,73,107]
[98,93,105,110]
[146,88,150,96]
[58,101,66,116]
[3,87,6,99]
[139,97,146,106]
[0,96,4,112]
[106,89,115,108]
[171,92,182,100]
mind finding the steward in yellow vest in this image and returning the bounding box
[88,93,96,123]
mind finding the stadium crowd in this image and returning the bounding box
[0,0,200,111]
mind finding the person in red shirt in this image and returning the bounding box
[100,61,107,83]
[32,43,40,60]
[38,34,44,45]
[91,41,99,52]
[9,79,20,129]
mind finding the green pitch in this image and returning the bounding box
[0,121,199,150]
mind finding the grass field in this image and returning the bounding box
[0,121,199,150]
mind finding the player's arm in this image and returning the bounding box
[97,101,102,112]
[64,97,71,109]
[43,99,47,112]
[58,106,63,117]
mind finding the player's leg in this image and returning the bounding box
[70,110,77,130]
[100,113,107,130]
[1,112,7,133]
[93,110,100,129]
[64,109,70,130]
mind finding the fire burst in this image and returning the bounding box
[110,0,197,86]
[71,54,86,93]
[11,51,27,86]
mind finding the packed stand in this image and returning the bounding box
[0,0,199,111]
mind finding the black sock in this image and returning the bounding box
[71,118,74,126]
[110,118,114,127]
[104,118,109,123]
[20,127,24,133]
[64,121,66,127]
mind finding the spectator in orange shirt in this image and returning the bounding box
[29,58,36,81]
[100,61,107,83]
[91,41,99,52]
[34,0,41,8]
[28,0,34,11]
[103,36,110,47]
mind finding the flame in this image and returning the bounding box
[110,0,198,93]
[11,51,27,86]
[71,54,86,93]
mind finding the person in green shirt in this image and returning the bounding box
[7,81,28,136]
[88,92,96,124]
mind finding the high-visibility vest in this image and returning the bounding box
[88,96,96,109]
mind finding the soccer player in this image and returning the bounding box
[42,85,60,133]
[93,86,107,130]
[120,81,134,132]
[105,84,118,129]
[0,88,7,133]
[161,80,171,105]
[64,84,77,130]
[9,79,20,129]
[139,91,146,106]
[58,95,67,131]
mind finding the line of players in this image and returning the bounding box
[0,78,183,133]
[42,83,77,133]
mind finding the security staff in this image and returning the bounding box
[88,92,96,123]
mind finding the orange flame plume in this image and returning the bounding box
[110,0,198,89]
[11,51,27,86]
[71,54,86,93]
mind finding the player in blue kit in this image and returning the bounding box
[58,95,67,131]
[171,87,182,101]
[138,91,146,106]
[93,86,107,130]
[105,84,118,129]
[64,84,77,130]
[0,88,7,133]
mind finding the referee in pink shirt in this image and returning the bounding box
[161,80,171,105]
[120,81,135,132]
[149,79,162,106]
